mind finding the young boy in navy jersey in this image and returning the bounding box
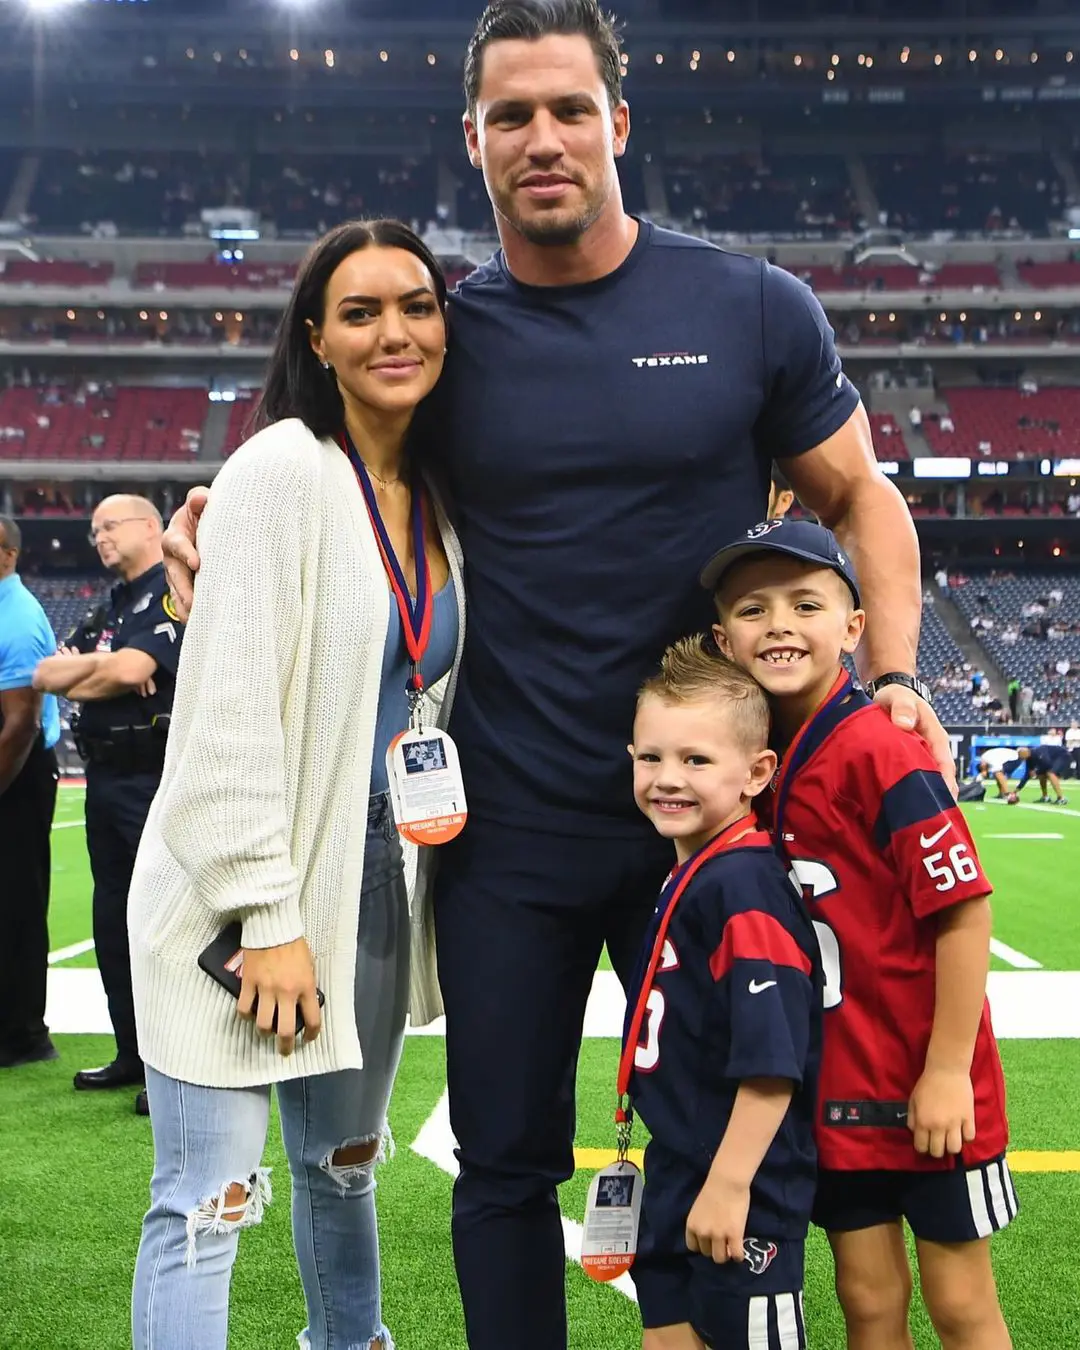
[704,518,1014,1350]
[624,636,822,1350]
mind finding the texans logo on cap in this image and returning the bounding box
[746,519,786,540]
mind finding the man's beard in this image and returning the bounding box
[496,184,607,247]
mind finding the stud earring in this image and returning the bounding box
[321,361,332,371]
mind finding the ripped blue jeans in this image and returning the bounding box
[132,794,410,1350]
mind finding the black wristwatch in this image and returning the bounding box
[865,672,934,706]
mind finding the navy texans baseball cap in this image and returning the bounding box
[700,518,861,607]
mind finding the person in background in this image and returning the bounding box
[1065,720,1080,777]
[0,516,61,1068]
[34,494,183,1115]
[767,465,797,520]
[993,744,1069,806]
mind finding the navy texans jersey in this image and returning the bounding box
[625,827,822,1240]
[773,679,1008,1172]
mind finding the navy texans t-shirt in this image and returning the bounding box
[423,220,859,835]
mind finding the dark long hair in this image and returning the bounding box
[465,0,623,117]
[253,219,447,440]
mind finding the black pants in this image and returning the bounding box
[0,740,58,1054]
[85,765,159,1066]
[434,816,669,1350]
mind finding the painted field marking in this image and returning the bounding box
[412,1090,638,1304]
[47,939,96,965]
[989,939,1043,970]
[571,1147,1080,1175]
[987,798,1080,819]
[985,833,1063,840]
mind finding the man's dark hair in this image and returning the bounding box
[254,219,447,441]
[464,0,623,117]
[0,515,20,553]
[770,464,791,493]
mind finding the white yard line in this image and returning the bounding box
[989,938,1043,970]
[47,939,96,965]
[986,798,1080,819]
[411,1089,637,1304]
[985,833,1063,840]
[45,966,1080,1038]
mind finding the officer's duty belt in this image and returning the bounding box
[77,723,168,776]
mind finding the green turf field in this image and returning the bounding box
[6,785,1080,1349]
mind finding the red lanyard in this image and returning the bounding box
[341,432,433,694]
[615,815,760,1140]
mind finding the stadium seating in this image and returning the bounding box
[134,260,297,290]
[923,387,1080,460]
[917,598,989,723]
[948,570,1080,719]
[30,152,245,235]
[664,153,857,235]
[0,261,115,288]
[799,262,1001,292]
[0,385,207,461]
[249,155,437,235]
[222,392,258,455]
[1017,262,1080,288]
[867,151,1066,234]
[868,412,910,458]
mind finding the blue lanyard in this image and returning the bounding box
[341,431,432,693]
[772,669,856,852]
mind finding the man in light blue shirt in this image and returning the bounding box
[0,515,61,1067]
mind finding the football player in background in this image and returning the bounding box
[992,744,1068,806]
[706,518,1013,1350]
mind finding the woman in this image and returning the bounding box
[127,219,465,1350]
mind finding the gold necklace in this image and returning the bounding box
[361,460,405,489]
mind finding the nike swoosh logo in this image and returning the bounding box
[919,823,951,848]
[748,979,777,995]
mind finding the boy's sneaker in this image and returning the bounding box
[1055,797,1069,805]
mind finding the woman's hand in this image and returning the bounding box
[237,937,321,1056]
[162,486,210,622]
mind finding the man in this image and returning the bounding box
[767,464,796,519]
[163,4,952,1344]
[0,517,61,1069]
[35,495,183,1116]
[994,744,1069,805]
[1066,719,1080,776]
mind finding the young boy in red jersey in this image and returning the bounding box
[702,518,1014,1350]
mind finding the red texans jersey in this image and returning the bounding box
[773,678,1008,1172]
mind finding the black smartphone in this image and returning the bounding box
[197,921,324,1037]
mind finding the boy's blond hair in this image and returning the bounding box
[638,635,770,755]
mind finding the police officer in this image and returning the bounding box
[34,495,183,1114]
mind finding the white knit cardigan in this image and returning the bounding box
[127,418,465,1088]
